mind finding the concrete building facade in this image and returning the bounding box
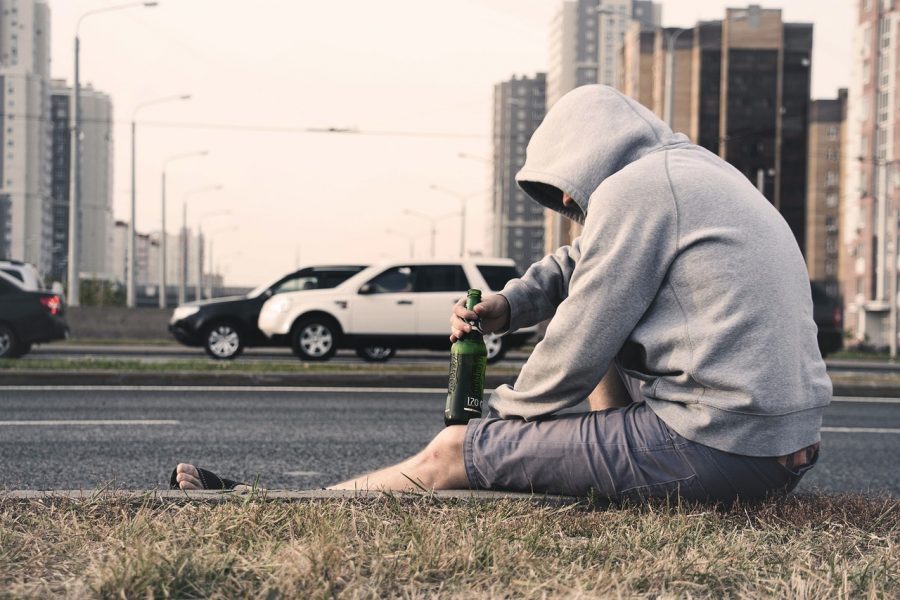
[544,0,661,251]
[0,0,51,276]
[49,81,114,284]
[492,73,547,272]
[840,0,900,347]
[806,91,847,299]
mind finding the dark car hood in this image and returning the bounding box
[182,295,249,308]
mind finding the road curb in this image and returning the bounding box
[0,489,581,506]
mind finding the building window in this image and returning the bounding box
[827,126,838,140]
[826,171,838,186]
[825,216,837,232]
[825,260,835,276]
[826,192,839,207]
[826,147,838,161]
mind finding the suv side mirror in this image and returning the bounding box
[358,283,374,295]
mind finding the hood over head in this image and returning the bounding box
[515,85,687,223]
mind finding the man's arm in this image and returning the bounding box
[490,169,678,419]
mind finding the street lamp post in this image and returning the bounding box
[160,150,208,308]
[386,228,427,259]
[128,94,191,307]
[429,185,483,258]
[180,185,223,304]
[195,210,230,301]
[664,27,690,128]
[402,209,458,258]
[69,1,159,307]
[207,226,238,298]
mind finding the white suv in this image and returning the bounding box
[0,260,44,291]
[258,258,536,363]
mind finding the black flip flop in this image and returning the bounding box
[169,466,246,490]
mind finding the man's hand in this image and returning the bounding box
[449,293,510,341]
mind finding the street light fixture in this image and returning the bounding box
[159,150,208,308]
[180,185,223,304]
[69,0,160,307]
[128,93,192,307]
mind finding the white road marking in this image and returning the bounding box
[0,420,180,426]
[283,471,322,477]
[821,426,900,434]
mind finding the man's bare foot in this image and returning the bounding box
[174,463,203,490]
[171,463,252,491]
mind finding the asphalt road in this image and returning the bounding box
[0,386,897,495]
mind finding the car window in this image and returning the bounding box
[365,266,413,294]
[272,276,320,294]
[1,268,24,283]
[476,265,521,291]
[413,265,469,293]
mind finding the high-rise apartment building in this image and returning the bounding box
[806,91,847,298]
[492,73,547,272]
[49,80,114,283]
[545,0,661,250]
[840,0,899,346]
[620,7,814,256]
[0,0,52,276]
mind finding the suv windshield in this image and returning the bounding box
[476,265,521,292]
[249,266,366,298]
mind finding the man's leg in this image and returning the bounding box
[587,363,633,411]
[329,425,469,491]
[173,426,469,492]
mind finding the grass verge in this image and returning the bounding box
[0,357,524,376]
[0,493,896,598]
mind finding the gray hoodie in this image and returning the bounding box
[492,85,831,457]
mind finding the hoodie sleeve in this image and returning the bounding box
[489,166,678,419]
[499,240,582,332]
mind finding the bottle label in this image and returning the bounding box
[446,353,486,422]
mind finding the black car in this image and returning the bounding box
[811,281,843,357]
[169,265,367,359]
[0,272,68,358]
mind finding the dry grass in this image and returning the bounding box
[0,493,897,599]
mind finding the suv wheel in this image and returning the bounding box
[292,317,339,361]
[203,322,244,360]
[0,324,18,359]
[485,335,506,364]
[356,346,395,362]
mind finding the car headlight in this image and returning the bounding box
[171,305,200,322]
[266,297,292,314]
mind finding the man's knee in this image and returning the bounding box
[419,425,467,488]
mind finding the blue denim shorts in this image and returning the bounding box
[463,377,816,503]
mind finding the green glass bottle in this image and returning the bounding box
[445,289,488,426]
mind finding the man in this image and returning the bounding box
[175,85,830,502]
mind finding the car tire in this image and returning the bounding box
[292,316,340,361]
[0,324,18,359]
[356,346,396,362]
[485,334,507,364]
[203,322,244,360]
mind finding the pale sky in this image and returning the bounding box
[48,0,855,287]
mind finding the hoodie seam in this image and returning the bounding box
[662,150,705,401]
